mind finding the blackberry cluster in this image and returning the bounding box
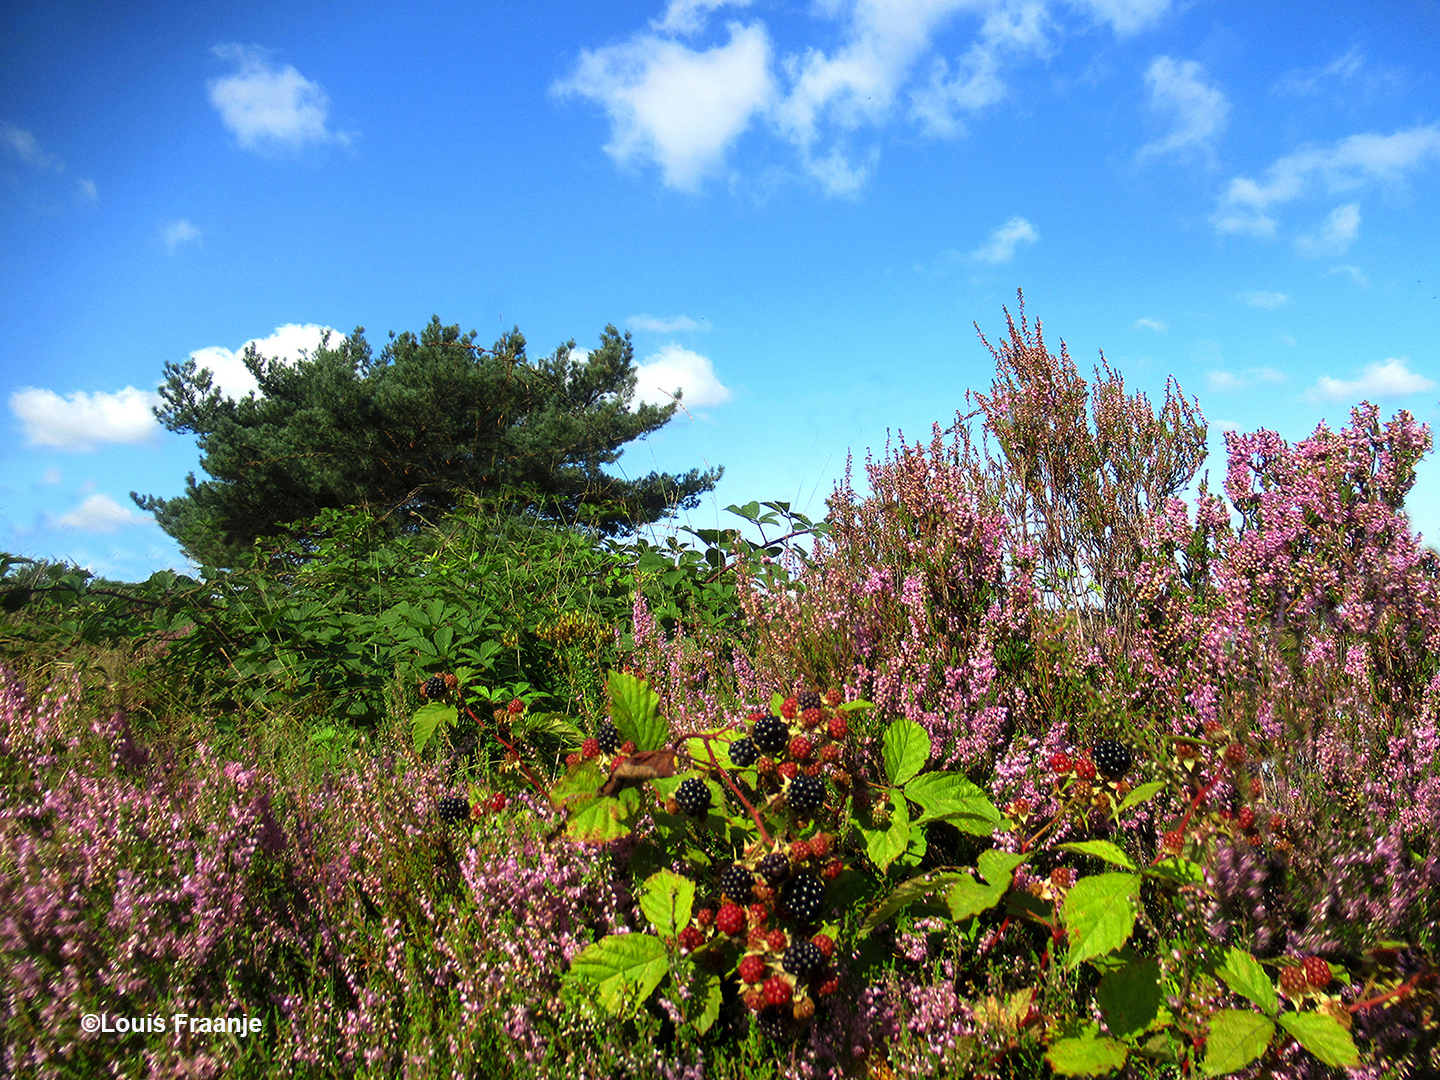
[422,675,447,700]
[752,715,789,755]
[782,940,823,978]
[596,721,620,754]
[1092,740,1133,781]
[729,736,759,768]
[782,872,825,923]
[674,778,712,817]
[758,852,791,884]
[437,795,470,823]
[796,689,822,712]
[720,864,755,903]
[787,775,825,815]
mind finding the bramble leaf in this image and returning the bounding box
[568,933,668,1016]
[410,703,455,753]
[1217,947,1277,1016]
[640,869,695,938]
[1203,1010,1274,1076]
[1046,1035,1128,1076]
[1117,781,1165,814]
[947,850,1027,921]
[1058,840,1135,870]
[609,670,665,751]
[883,719,929,787]
[1277,1012,1359,1068]
[1063,873,1140,968]
[863,797,911,873]
[905,772,1003,834]
[859,870,967,938]
[1097,958,1162,1039]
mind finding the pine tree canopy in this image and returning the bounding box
[131,317,722,567]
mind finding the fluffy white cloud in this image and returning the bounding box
[1294,201,1360,257]
[653,0,752,35]
[970,215,1038,262]
[10,386,162,451]
[208,45,347,151]
[160,219,202,252]
[1067,0,1170,35]
[188,323,338,400]
[1205,367,1286,392]
[1306,358,1435,403]
[627,313,707,332]
[634,344,732,409]
[1136,56,1227,162]
[1328,264,1370,288]
[1273,46,1363,97]
[552,23,774,190]
[1133,317,1167,332]
[1,124,63,170]
[54,494,149,534]
[1237,290,1288,309]
[1214,125,1440,236]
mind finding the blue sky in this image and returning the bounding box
[3,0,1438,581]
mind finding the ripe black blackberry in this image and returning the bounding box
[752,715,789,755]
[437,795,470,823]
[782,872,825,923]
[758,852,791,885]
[797,689,822,712]
[729,736,759,768]
[787,774,825,816]
[674,778,712,817]
[782,940,823,979]
[423,675,447,700]
[596,721,620,754]
[1092,740,1133,781]
[755,1007,794,1041]
[720,864,755,903]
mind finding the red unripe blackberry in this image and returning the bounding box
[827,714,848,740]
[1280,965,1309,996]
[620,740,636,755]
[763,976,792,1007]
[565,752,581,767]
[811,933,834,958]
[820,742,842,763]
[824,689,842,707]
[766,928,788,952]
[1303,956,1332,988]
[1237,807,1256,831]
[507,698,525,715]
[1162,829,1184,854]
[744,990,765,1012]
[822,859,843,881]
[738,954,767,984]
[1203,719,1224,736]
[800,707,823,729]
[1223,743,1246,766]
[788,734,813,761]
[777,761,798,780]
[487,792,508,813]
[679,926,705,952]
[695,907,715,928]
[780,697,799,720]
[581,738,601,760]
[809,833,832,858]
[817,976,840,997]
[1050,751,1073,774]
[1050,867,1074,889]
[716,903,746,936]
[1075,758,1097,781]
[789,839,811,862]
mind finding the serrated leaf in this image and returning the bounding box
[410,702,455,753]
[905,772,1002,833]
[1117,780,1165,814]
[692,972,722,1035]
[568,933,668,1016]
[1277,1012,1359,1067]
[863,797,911,873]
[640,869,695,938]
[1063,873,1140,968]
[1097,959,1162,1039]
[1149,856,1204,885]
[770,691,785,715]
[566,788,640,844]
[1058,840,1136,870]
[1216,948,1277,1016]
[883,719,929,787]
[947,851,1027,921]
[550,759,607,807]
[838,698,873,712]
[1046,1035,1129,1076]
[1203,1010,1274,1076]
[608,670,666,751]
[859,870,967,938]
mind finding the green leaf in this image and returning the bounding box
[1276,1012,1359,1068]
[1148,856,1204,886]
[692,972,722,1035]
[1096,959,1162,1039]
[1117,780,1165,814]
[863,797,911,873]
[410,702,455,753]
[550,759,607,807]
[1216,948,1278,1016]
[1057,840,1136,870]
[1203,1010,1274,1076]
[882,719,929,787]
[640,869,695,938]
[1046,1036,1128,1076]
[859,870,967,938]
[1063,873,1140,968]
[608,670,666,751]
[904,772,1003,834]
[947,850,1027,921]
[568,933,669,1016]
[566,788,640,844]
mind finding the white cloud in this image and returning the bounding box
[634,344,732,409]
[1067,0,1171,35]
[970,215,1038,262]
[627,313,707,332]
[1294,201,1360,257]
[1238,290,1288,309]
[208,44,347,151]
[1328,264,1370,288]
[1274,46,1363,97]
[53,494,149,534]
[652,0,751,35]
[1,124,63,170]
[1133,317,1167,332]
[75,177,97,202]
[159,219,202,253]
[1136,56,1228,162]
[552,23,774,190]
[1205,367,1286,392]
[1214,125,1440,236]
[10,386,162,451]
[1306,358,1436,403]
[188,323,338,400]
